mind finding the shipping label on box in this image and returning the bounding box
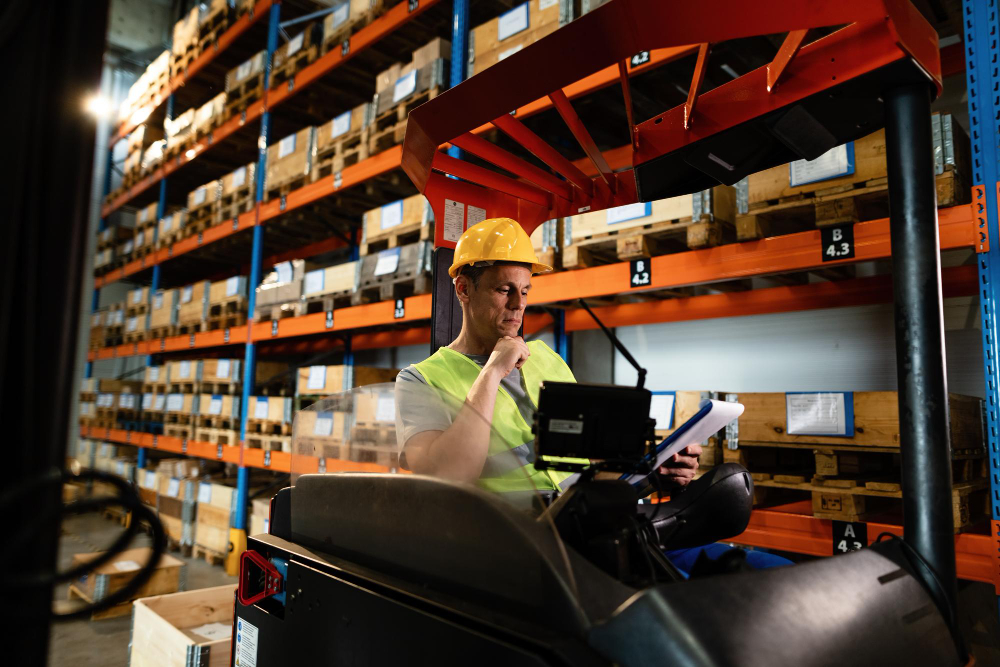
[785,392,854,436]
[789,143,855,187]
[308,366,327,390]
[217,359,231,379]
[331,109,351,138]
[498,2,529,41]
[303,269,325,296]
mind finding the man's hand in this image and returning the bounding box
[485,336,530,378]
[658,443,702,488]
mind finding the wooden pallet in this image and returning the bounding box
[564,215,730,270]
[246,418,292,436]
[185,206,217,236]
[196,415,237,430]
[254,300,305,323]
[194,425,239,445]
[302,291,353,315]
[207,310,247,332]
[246,433,291,451]
[360,220,432,256]
[164,411,194,425]
[270,45,317,89]
[192,112,226,143]
[192,544,226,566]
[736,170,968,241]
[176,320,206,335]
[197,7,230,53]
[197,380,240,396]
[351,273,431,306]
[164,423,193,440]
[164,134,197,163]
[367,87,442,156]
[224,74,265,118]
[147,324,177,340]
[124,330,146,344]
[170,45,199,77]
[312,128,369,182]
[217,186,255,222]
[264,174,309,203]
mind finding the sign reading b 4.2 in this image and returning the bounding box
[821,224,855,262]
[630,259,651,288]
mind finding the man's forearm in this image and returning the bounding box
[422,366,503,481]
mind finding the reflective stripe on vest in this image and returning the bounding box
[412,340,575,492]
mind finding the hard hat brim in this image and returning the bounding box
[448,259,552,279]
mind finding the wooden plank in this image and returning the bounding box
[130,585,236,667]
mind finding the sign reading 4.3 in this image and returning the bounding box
[821,224,855,262]
[630,259,651,288]
[832,520,867,553]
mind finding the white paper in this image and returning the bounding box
[217,359,231,379]
[209,395,223,415]
[789,144,852,187]
[120,394,136,409]
[393,70,417,103]
[304,269,325,295]
[162,216,173,232]
[198,482,213,504]
[149,366,160,381]
[375,395,395,423]
[313,411,334,436]
[113,560,141,573]
[179,360,191,378]
[380,201,403,230]
[193,187,207,206]
[498,44,523,61]
[443,199,465,242]
[232,165,246,188]
[236,59,252,82]
[538,0,558,9]
[143,471,156,489]
[607,202,650,224]
[142,393,153,409]
[235,618,259,667]
[467,205,486,228]
[154,394,166,410]
[278,134,297,159]
[498,2,529,41]
[307,366,327,390]
[331,2,349,27]
[116,461,125,476]
[226,276,240,297]
[153,292,163,310]
[181,285,193,304]
[287,32,304,58]
[167,478,180,498]
[786,392,848,435]
[254,398,269,419]
[331,109,351,138]
[131,289,143,304]
[275,262,293,284]
[191,621,233,641]
[166,394,183,412]
[123,239,133,253]
[374,248,400,276]
[127,317,138,332]
[650,394,675,430]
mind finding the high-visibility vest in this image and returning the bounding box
[411,340,575,492]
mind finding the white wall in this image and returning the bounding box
[612,297,984,398]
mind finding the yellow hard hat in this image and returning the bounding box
[448,217,552,278]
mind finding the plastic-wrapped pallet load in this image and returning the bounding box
[130,585,236,667]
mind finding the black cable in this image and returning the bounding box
[0,468,167,621]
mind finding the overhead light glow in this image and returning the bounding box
[185,149,197,160]
[85,94,112,118]
[130,105,152,126]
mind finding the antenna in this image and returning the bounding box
[577,299,647,389]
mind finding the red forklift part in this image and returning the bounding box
[238,549,284,606]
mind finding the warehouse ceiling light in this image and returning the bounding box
[129,105,151,126]
[85,93,112,118]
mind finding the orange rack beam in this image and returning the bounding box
[732,501,996,586]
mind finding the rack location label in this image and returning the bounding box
[630,259,651,287]
[821,224,855,261]
[832,520,867,553]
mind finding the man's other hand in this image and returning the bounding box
[658,444,702,488]
[485,336,530,378]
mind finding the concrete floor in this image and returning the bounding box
[47,513,235,667]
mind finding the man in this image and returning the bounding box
[394,217,700,493]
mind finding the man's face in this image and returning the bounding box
[464,264,532,340]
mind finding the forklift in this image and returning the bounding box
[231,2,970,664]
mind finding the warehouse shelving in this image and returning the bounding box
[83,0,1000,602]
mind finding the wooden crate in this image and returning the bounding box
[130,585,236,667]
[264,126,316,200]
[470,0,562,76]
[167,359,203,385]
[177,281,210,329]
[68,547,185,620]
[248,395,293,423]
[297,365,399,396]
[165,393,197,417]
[360,194,433,255]
[270,23,321,88]
[301,260,358,301]
[733,391,983,450]
[352,240,432,306]
[563,187,736,269]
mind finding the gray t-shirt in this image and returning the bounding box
[395,353,535,451]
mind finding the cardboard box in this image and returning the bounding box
[265,126,316,193]
[375,62,402,93]
[208,276,248,304]
[568,187,736,240]
[71,547,185,602]
[301,261,358,298]
[362,194,432,245]
[248,396,293,423]
[164,108,195,146]
[129,585,236,667]
[177,280,210,325]
[225,50,266,92]
[198,394,241,419]
[294,409,349,446]
[470,0,562,75]
[220,162,256,198]
[158,210,187,241]
[374,59,446,115]
[353,392,396,424]
[127,287,150,308]
[167,359,203,384]
[165,393,197,414]
[322,0,370,41]
[145,365,166,385]
[412,37,451,70]
[172,7,200,56]
[128,124,165,155]
[142,141,165,171]
[272,22,321,71]
[254,260,314,311]
[187,180,221,213]
[193,92,226,136]
[315,102,369,152]
[297,365,399,395]
[149,289,178,329]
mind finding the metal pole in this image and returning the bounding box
[446,0,468,163]
[229,2,280,576]
[884,83,957,609]
[554,309,569,362]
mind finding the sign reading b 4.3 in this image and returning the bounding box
[821,224,855,262]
